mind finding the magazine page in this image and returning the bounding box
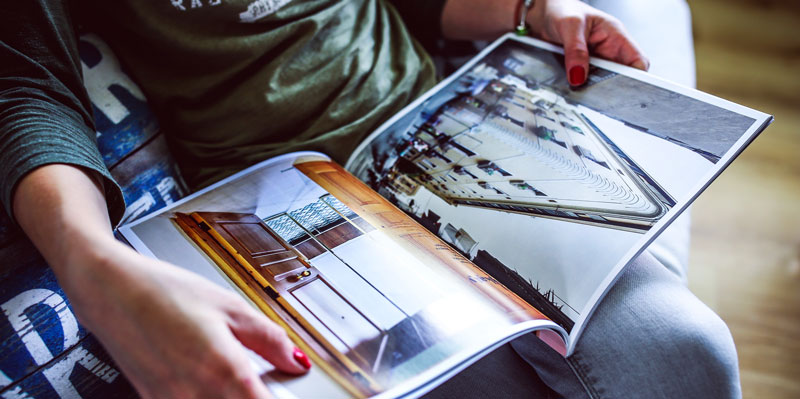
[118,152,566,399]
[346,34,772,355]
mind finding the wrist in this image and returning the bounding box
[12,164,121,293]
[525,0,550,35]
[57,232,129,303]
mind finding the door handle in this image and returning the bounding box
[288,270,312,282]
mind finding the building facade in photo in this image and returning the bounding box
[390,72,674,232]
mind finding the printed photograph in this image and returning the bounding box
[348,39,754,324]
[125,155,557,397]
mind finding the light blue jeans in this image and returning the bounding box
[427,1,742,397]
[426,250,741,398]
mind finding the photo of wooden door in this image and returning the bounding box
[194,212,316,291]
[183,212,385,375]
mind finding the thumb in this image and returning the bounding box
[230,309,311,375]
[557,16,590,86]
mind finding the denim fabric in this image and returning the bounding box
[426,251,741,398]
[561,251,740,398]
[423,343,559,399]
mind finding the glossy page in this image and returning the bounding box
[119,152,564,398]
[347,34,772,355]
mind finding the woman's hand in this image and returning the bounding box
[14,165,310,399]
[526,0,650,85]
[66,241,311,399]
[441,0,649,85]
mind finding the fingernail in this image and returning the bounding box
[569,65,586,86]
[293,347,311,369]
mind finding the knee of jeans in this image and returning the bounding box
[676,312,738,372]
[635,295,741,397]
[578,275,742,397]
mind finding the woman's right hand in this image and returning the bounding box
[14,164,310,399]
[67,240,311,399]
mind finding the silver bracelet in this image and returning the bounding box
[515,0,534,36]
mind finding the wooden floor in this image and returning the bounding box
[686,0,800,397]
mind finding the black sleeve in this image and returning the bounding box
[0,0,125,225]
[387,0,448,48]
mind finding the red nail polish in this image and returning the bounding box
[293,347,311,369]
[569,65,586,86]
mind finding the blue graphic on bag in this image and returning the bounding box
[77,35,159,168]
[0,239,136,398]
[77,34,188,223]
[114,145,187,223]
[0,240,86,380]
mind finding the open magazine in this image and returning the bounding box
[118,34,772,398]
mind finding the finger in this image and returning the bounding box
[612,34,649,71]
[229,308,311,374]
[590,21,649,71]
[220,366,274,399]
[631,58,649,71]
[623,44,650,71]
[208,327,276,399]
[235,371,274,399]
[557,15,590,86]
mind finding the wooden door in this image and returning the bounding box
[188,212,384,371]
[194,212,313,292]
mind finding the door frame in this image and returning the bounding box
[172,212,380,397]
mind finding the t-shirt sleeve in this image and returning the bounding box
[0,0,126,226]
[386,0,447,48]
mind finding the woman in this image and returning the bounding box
[1,0,738,397]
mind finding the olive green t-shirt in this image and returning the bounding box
[0,0,438,225]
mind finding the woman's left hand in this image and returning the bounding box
[527,0,650,86]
